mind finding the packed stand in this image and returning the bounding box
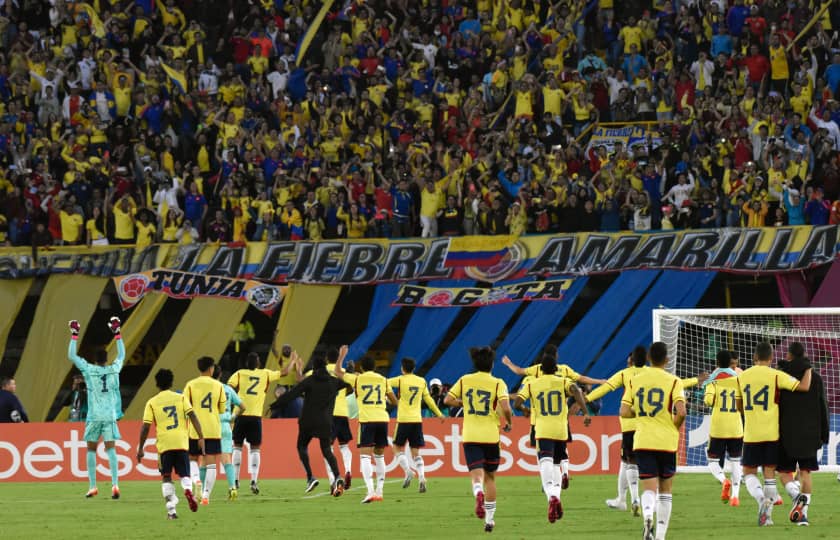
[0,0,839,247]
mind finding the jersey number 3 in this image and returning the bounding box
[162,405,179,430]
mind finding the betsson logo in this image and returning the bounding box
[0,423,623,481]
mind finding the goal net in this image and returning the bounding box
[652,308,840,473]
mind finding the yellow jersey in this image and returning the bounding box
[113,205,135,240]
[524,363,581,382]
[448,372,510,444]
[517,376,537,427]
[388,374,443,423]
[59,211,83,243]
[587,365,647,433]
[622,367,685,453]
[737,365,799,443]
[517,374,575,441]
[142,390,193,453]
[344,371,389,423]
[183,375,226,440]
[228,368,282,417]
[703,376,743,439]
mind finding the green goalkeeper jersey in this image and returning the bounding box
[68,338,125,422]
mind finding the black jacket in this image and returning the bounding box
[271,368,347,430]
[0,390,28,423]
[779,358,829,457]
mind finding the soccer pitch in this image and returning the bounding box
[5,475,839,539]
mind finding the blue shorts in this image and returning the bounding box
[636,450,676,479]
[707,438,743,460]
[221,423,233,454]
[358,422,389,448]
[393,423,425,448]
[159,450,190,478]
[537,439,568,464]
[84,421,120,442]
[332,416,352,444]
[742,441,779,468]
[463,443,500,472]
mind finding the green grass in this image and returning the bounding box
[4,474,840,539]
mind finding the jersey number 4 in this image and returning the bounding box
[201,392,213,411]
[635,387,666,417]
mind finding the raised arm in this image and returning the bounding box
[501,355,527,376]
[108,316,125,372]
[67,320,88,372]
[333,345,349,379]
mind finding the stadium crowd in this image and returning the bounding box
[0,0,839,247]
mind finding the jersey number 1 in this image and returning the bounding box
[100,374,108,393]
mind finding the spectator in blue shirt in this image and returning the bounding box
[184,183,208,227]
[726,0,751,37]
[805,189,831,225]
[622,45,649,82]
[783,187,806,225]
[458,9,481,39]
[140,95,165,135]
[710,26,733,57]
[825,54,840,97]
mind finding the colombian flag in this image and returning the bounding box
[444,236,515,268]
[160,62,188,94]
[295,0,335,62]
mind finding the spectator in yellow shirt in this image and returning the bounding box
[338,203,368,239]
[111,194,137,244]
[135,212,157,248]
[85,205,108,246]
[59,203,84,245]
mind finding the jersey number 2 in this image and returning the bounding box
[246,376,261,395]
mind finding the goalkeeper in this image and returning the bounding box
[68,316,125,499]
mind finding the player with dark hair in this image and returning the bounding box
[334,347,397,503]
[778,341,828,526]
[736,341,811,527]
[502,344,607,488]
[137,369,205,519]
[444,346,513,533]
[184,356,226,505]
[227,352,285,494]
[321,347,354,490]
[274,353,349,496]
[515,355,590,523]
[67,316,125,499]
[388,356,445,492]
[587,345,648,514]
[620,342,687,540]
[703,350,743,506]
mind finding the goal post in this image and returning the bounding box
[652,308,840,473]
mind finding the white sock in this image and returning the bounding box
[180,476,193,492]
[744,474,764,504]
[802,493,811,517]
[414,455,426,482]
[339,444,353,474]
[360,455,375,495]
[708,460,725,483]
[162,482,177,513]
[190,460,200,483]
[324,457,336,484]
[655,493,672,540]
[560,459,569,477]
[473,482,483,497]
[641,489,656,521]
[397,452,412,477]
[484,501,496,525]
[232,448,242,483]
[249,449,260,483]
[539,458,555,502]
[203,464,216,499]
[374,454,386,494]
[729,458,742,498]
[785,481,800,499]
[627,464,640,504]
[616,461,628,502]
[763,479,777,515]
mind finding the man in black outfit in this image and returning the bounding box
[272,354,348,496]
[777,341,829,527]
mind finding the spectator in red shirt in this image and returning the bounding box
[744,6,767,45]
[231,30,253,66]
[740,45,770,90]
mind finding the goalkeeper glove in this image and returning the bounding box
[108,316,122,336]
[69,320,80,336]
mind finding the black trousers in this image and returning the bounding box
[297,424,340,481]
